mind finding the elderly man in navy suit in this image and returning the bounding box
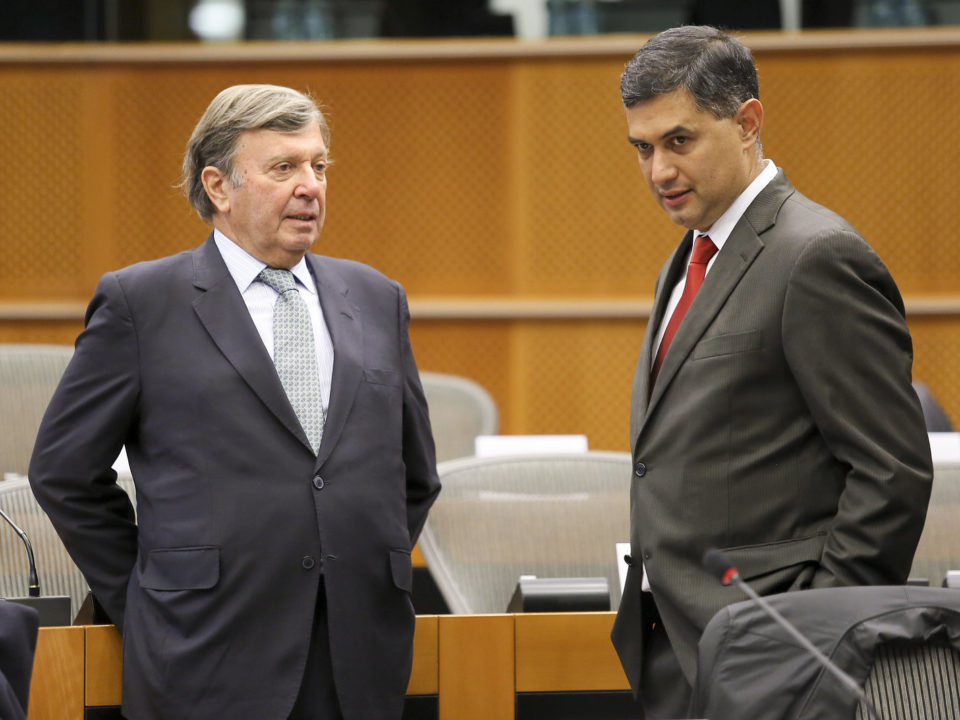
[30,84,440,720]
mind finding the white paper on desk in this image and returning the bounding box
[474,434,588,457]
[929,432,960,463]
[616,542,630,594]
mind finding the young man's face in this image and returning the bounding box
[625,89,762,232]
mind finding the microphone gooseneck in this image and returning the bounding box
[0,507,40,597]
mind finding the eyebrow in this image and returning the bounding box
[265,151,330,165]
[627,124,693,145]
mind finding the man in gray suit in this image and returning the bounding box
[609,27,933,718]
[29,85,440,720]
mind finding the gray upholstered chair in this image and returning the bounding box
[910,461,960,586]
[0,474,135,622]
[694,586,960,720]
[419,371,498,462]
[417,451,632,613]
[0,344,74,476]
[913,381,954,432]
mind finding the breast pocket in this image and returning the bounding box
[363,368,401,387]
[691,329,763,360]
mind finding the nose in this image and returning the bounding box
[294,166,325,199]
[649,151,677,186]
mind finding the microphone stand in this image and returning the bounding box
[0,506,72,626]
[0,507,39,597]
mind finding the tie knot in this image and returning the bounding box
[690,235,718,265]
[259,267,298,294]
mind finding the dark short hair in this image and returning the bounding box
[620,25,759,118]
[181,84,330,221]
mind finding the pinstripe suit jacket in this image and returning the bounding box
[611,170,933,690]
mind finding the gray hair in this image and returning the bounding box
[620,26,759,119]
[181,84,331,221]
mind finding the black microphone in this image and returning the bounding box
[0,505,71,626]
[0,507,39,597]
[702,548,881,720]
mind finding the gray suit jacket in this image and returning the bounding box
[611,170,933,690]
[29,237,440,720]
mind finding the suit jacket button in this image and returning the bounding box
[634,462,646,478]
[312,475,324,490]
[302,555,317,570]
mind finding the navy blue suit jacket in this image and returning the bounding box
[30,237,440,719]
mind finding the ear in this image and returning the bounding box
[201,166,231,215]
[736,98,763,147]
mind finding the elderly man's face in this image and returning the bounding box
[206,119,328,268]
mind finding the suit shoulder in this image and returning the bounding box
[312,254,402,292]
[108,248,196,285]
[93,248,202,315]
[778,189,860,240]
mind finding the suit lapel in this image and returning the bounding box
[646,229,763,414]
[308,255,363,468]
[191,237,313,452]
[631,233,692,436]
[640,170,794,426]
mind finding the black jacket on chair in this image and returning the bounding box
[693,585,960,720]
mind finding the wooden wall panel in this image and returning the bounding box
[6,35,959,303]
[758,48,960,295]
[410,318,642,451]
[0,321,82,345]
[909,315,960,427]
[1,33,958,446]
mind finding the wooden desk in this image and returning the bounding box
[28,613,628,720]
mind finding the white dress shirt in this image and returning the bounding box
[214,229,334,413]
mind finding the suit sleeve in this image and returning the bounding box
[28,272,140,630]
[396,286,440,545]
[782,231,933,586]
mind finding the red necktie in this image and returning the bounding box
[650,235,718,386]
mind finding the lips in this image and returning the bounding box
[660,189,691,207]
[286,213,317,222]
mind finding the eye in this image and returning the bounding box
[672,136,689,147]
[274,162,292,173]
[314,162,327,175]
[634,142,651,156]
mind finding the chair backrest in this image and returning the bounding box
[857,641,960,720]
[0,344,74,476]
[694,585,960,720]
[418,451,632,614]
[914,381,954,432]
[909,461,960,586]
[419,371,498,462]
[0,474,136,622]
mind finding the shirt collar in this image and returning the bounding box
[213,229,317,295]
[694,159,778,251]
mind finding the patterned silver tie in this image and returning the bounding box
[258,268,324,454]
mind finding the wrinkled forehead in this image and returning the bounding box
[233,121,329,163]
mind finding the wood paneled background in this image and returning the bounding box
[2,30,959,451]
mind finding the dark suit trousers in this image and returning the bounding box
[289,578,343,720]
[641,593,693,720]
